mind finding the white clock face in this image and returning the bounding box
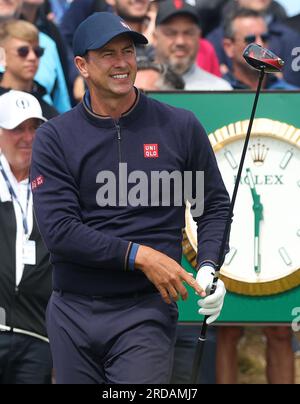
[184,120,300,295]
[217,135,300,284]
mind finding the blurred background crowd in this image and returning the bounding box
[1,0,300,110]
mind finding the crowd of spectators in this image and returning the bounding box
[1,0,298,104]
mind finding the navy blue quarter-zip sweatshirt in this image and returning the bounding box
[31,90,230,296]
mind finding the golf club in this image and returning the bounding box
[190,44,284,384]
[243,43,284,73]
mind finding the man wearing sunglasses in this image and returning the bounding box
[0,19,58,119]
[207,0,300,87]
[0,0,71,113]
[222,8,297,90]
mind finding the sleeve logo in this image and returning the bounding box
[31,175,44,191]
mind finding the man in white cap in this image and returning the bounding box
[0,90,53,384]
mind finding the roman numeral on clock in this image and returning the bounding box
[224,150,238,169]
[278,247,292,266]
[280,150,293,169]
[225,247,237,265]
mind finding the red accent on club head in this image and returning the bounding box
[260,58,284,70]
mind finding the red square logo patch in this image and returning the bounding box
[31,175,44,191]
[144,144,159,158]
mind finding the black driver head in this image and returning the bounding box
[243,43,284,73]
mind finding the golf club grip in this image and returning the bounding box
[190,278,218,383]
[191,327,207,383]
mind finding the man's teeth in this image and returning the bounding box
[112,74,128,79]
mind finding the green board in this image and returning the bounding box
[150,91,300,324]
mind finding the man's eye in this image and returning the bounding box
[164,31,175,36]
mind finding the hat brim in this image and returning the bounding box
[2,115,47,130]
[157,10,199,25]
[85,30,148,54]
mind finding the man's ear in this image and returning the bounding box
[0,47,6,68]
[74,56,89,79]
[223,38,234,59]
[152,30,158,48]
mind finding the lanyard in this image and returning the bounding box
[0,161,31,236]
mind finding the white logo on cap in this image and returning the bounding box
[120,21,131,30]
[16,98,30,109]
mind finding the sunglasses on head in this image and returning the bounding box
[16,45,45,58]
[244,33,270,44]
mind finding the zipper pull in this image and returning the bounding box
[116,123,121,141]
[115,122,122,162]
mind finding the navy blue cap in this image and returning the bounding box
[73,12,148,56]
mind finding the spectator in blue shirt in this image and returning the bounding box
[21,0,72,103]
[0,0,71,112]
[48,0,72,24]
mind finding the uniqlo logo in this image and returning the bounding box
[31,175,44,191]
[144,144,159,158]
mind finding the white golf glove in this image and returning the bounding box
[196,265,226,325]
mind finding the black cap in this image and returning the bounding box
[73,12,148,57]
[156,0,199,26]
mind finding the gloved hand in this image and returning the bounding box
[196,265,226,325]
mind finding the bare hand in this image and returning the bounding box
[135,245,203,304]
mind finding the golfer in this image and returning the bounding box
[31,12,229,384]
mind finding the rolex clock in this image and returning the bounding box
[184,118,300,296]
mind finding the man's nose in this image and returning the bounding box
[174,33,186,46]
[113,53,128,67]
[27,48,38,61]
[22,128,35,143]
[256,35,266,47]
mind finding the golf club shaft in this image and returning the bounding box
[190,69,265,384]
[216,68,265,269]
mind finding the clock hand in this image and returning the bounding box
[245,168,263,218]
[253,196,263,274]
[246,168,264,274]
